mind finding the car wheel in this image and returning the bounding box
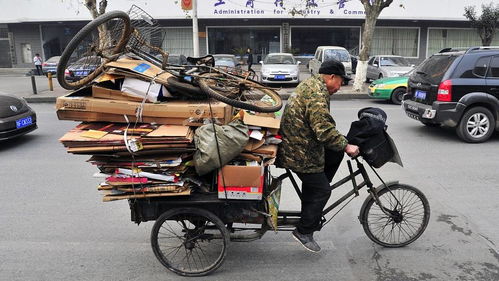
[456,106,495,143]
[390,87,406,105]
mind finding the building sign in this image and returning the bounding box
[203,0,367,18]
[0,0,494,22]
[181,0,193,11]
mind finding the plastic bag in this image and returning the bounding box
[194,120,249,175]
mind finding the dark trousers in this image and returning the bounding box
[247,63,253,71]
[35,65,43,75]
[296,149,345,234]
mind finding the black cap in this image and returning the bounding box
[318,59,352,81]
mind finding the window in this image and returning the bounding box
[473,56,491,77]
[0,28,8,38]
[487,56,499,78]
[208,27,280,61]
[323,49,350,63]
[162,28,193,56]
[264,54,295,64]
[316,49,322,61]
[370,28,418,57]
[416,54,458,84]
[380,56,410,66]
[368,57,375,65]
[291,27,360,56]
[428,29,499,57]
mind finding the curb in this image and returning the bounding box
[25,96,58,103]
[278,92,370,100]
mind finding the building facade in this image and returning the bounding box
[0,0,498,68]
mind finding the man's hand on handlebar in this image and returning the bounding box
[345,144,360,158]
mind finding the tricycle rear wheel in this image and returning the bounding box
[150,207,230,277]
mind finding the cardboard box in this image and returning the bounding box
[241,110,281,129]
[105,59,173,85]
[217,164,264,200]
[92,85,146,102]
[56,87,233,124]
[57,110,188,125]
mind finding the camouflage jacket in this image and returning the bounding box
[276,75,348,173]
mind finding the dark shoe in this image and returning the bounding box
[292,229,321,253]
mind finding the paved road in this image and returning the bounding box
[0,101,498,281]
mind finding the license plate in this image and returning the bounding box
[16,116,32,129]
[274,75,285,80]
[75,71,89,76]
[415,90,426,99]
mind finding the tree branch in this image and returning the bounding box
[98,0,108,16]
[381,0,394,10]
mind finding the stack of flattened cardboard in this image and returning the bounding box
[59,122,201,201]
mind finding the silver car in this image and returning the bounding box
[259,53,301,85]
[213,54,240,68]
[366,55,414,81]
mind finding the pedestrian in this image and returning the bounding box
[246,48,253,72]
[276,59,360,253]
[33,53,43,75]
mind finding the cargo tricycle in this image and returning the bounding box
[129,156,430,277]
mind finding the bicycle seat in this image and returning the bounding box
[186,55,215,67]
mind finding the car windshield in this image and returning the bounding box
[264,55,295,64]
[324,49,349,62]
[380,57,410,67]
[214,56,236,64]
[413,54,457,84]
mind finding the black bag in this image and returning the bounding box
[346,107,402,168]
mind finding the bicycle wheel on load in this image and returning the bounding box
[150,207,230,277]
[359,184,430,247]
[57,11,132,90]
[197,72,283,113]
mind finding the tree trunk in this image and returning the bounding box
[353,10,380,91]
[84,0,100,19]
[480,28,494,46]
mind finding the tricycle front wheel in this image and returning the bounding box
[150,207,230,277]
[360,184,430,247]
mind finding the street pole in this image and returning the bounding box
[192,0,199,57]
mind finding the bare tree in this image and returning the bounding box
[464,2,499,47]
[352,0,394,91]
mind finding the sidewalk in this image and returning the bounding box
[1,70,370,104]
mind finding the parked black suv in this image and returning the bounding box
[402,47,499,143]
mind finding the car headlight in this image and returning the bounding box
[375,84,386,89]
[262,68,270,75]
[290,69,299,76]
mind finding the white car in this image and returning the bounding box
[259,53,301,85]
[308,46,352,85]
[366,55,414,81]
